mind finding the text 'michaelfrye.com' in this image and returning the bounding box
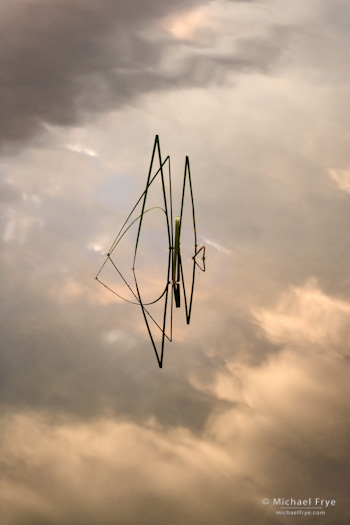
[262,497,336,516]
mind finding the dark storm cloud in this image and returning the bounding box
[0,0,286,151]
[0,0,183,147]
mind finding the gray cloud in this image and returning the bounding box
[1,1,350,523]
[0,0,193,148]
[0,0,295,151]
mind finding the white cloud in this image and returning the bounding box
[203,237,231,255]
[253,279,350,351]
[103,328,132,344]
[328,168,350,193]
[65,143,99,158]
[86,241,105,253]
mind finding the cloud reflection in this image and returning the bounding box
[1,0,350,523]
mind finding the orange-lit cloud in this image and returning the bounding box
[1,412,240,525]
[162,8,211,40]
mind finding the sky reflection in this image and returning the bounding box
[1,1,349,524]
